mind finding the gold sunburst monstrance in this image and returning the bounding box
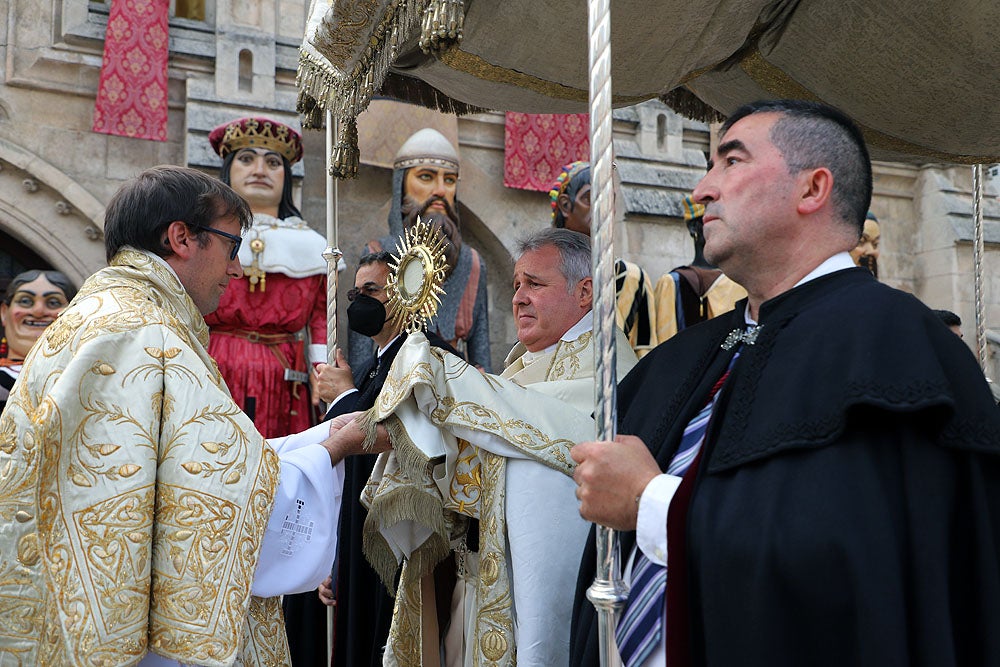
[385,217,450,333]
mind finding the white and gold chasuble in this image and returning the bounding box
[0,249,295,666]
[360,324,637,667]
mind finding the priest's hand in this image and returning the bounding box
[318,576,335,607]
[322,410,393,465]
[312,349,356,405]
[571,435,661,531]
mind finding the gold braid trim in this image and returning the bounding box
[737,49,1000,164]
[437,48,651,106]
[360,413,452,590]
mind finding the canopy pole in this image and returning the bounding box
[322,109,343,662]
[323,110,343,363]
[586,0,626,665]
[973,164,987,371]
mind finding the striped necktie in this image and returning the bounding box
[616,349,740,667]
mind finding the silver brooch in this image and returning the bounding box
[721,325,761,350]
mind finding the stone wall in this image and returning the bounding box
[0,0,997,378]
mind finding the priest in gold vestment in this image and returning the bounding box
[345,229,637,667]
[0,167,354,667]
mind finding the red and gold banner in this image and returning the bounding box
[92,0,170,142]
[503,112,589,192]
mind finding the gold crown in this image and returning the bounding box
[210,117,304,164]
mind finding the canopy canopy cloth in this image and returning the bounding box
[297,0,1000,166]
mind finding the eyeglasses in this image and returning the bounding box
[347,284,385,302]
[193,225,242,261]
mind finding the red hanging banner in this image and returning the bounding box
[92,0,170,142]
[503,112,590,192]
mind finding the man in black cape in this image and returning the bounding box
[570,99,1000,667]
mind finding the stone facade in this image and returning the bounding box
[1,0,998,377]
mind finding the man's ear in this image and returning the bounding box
[163,220,197,259]
[797,167,834,216]
[577,276,593,308]
[557,193,574,218]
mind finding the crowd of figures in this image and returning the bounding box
[1,100,999,667]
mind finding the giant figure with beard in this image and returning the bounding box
[351,128,491,372]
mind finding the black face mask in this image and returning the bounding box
[347,294,387,337]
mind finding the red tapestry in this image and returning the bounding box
[503,113,590,191]
[92,0,170,142]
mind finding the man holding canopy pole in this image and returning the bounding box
[570,99,1000,667]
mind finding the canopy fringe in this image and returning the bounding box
[420,0,464,54]
[659,87,726,123]
[329,117,360,179]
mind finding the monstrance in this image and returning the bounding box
[385,217,450,333]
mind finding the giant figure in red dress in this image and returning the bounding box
[204,117,328,437]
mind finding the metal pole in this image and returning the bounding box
[586,0,626,665]
[322,108,343,664]
[973,164,987,371]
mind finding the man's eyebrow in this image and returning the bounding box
[716,138,746,158]
[513,271,544,284]
[238,147,281,158]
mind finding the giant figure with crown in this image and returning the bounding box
[205,117,329,437]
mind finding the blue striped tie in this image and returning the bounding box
[616,350,740,667]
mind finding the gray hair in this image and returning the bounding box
[516,228,591,291]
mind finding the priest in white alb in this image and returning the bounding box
[330,228,637,667]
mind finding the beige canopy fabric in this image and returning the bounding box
[298,0,1000,164]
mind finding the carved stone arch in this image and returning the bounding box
[0,138,107,286]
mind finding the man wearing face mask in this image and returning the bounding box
[284,252,457,667]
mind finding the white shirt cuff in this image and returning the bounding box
[308,343,326,365]
[635,473,682,566]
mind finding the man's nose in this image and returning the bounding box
[692,171,717,204]
[227,254,243,278]
[432,175,448,196]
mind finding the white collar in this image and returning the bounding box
[149,252,181,281]
[793,251,856,288]
[377,334,402,358]
[521,312,593,363]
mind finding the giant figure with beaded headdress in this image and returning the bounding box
[652,194,747,342]
[551,160,658,357]
[350,128,492,372]
[205,117,329,438]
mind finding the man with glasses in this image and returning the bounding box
[0,166,374,666]
[205,116,330,439]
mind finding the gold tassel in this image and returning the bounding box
[296,90,324,130]
[329,117,359,179]
[419,0,464,54]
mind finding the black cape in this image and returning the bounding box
[570,268,1000,667]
